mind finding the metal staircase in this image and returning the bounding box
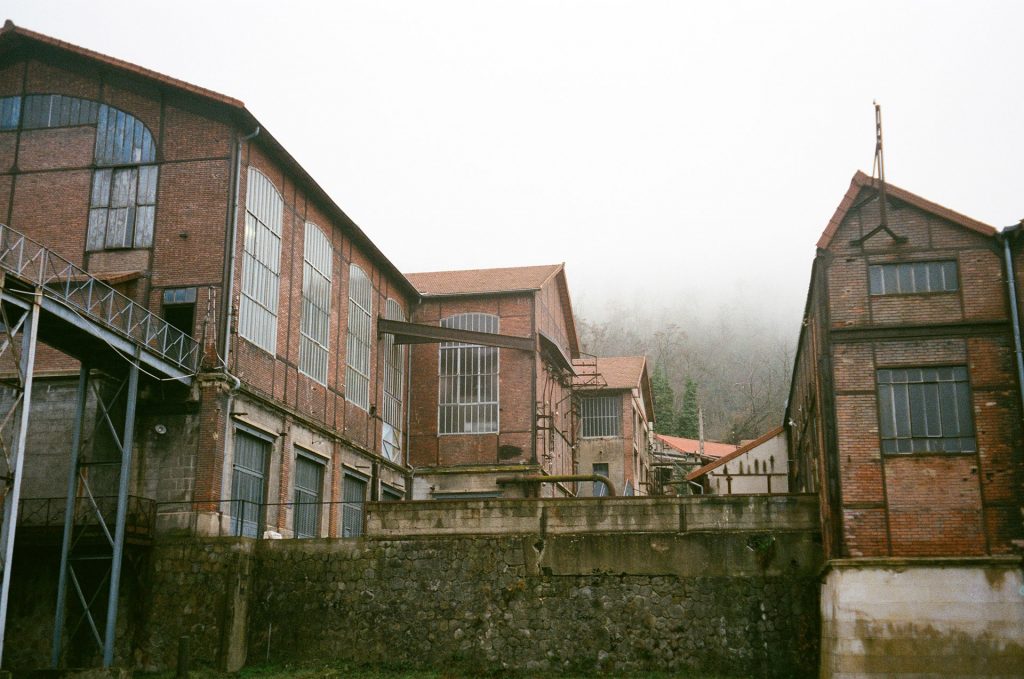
[0,223,201,667]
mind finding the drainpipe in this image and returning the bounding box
[1001,224,1024,418]
[222,125,261,368]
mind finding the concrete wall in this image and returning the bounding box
[7,495,822,676]
[366,494,820,538]
[820,558,1024,678]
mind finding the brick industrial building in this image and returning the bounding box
[785,170,1024,676]
[0,20,1022,678]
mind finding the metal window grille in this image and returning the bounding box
[239,168,283,353]
[869,261,958,295]
[298,223,332,384]
[381,298,406,461]
[0,96,20,130]
[230,430,270,537]
[21,94,99,130]
[341,474,366,538]
[592,463,610,497]
[877,366,976,453]
[581,395,621,438]
[345,265,373,410]
[438,313,499,434]
[87,165,158,250]
[293,453,324,538]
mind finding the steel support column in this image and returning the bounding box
[51,364,90,667]
[49,359,140,668]
[0,293,40,666]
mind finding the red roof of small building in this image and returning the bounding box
[685,426,784,480]
[405,264,563,297]
[816,171,996,250]
[655,434,736,459]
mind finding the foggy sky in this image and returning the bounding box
[5,1,1023,331]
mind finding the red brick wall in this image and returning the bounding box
[816,188,1023,558]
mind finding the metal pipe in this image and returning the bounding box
[1001,225,1024,421]
[222,126,260,368]
[495,474,617,497]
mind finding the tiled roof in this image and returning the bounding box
[405,264,563,296]
[685,426,784,480]
[573,356,645,390]
[0,21,419,300]
[655,434,737,459]
[816,171,996,250]
[0,21,243,109]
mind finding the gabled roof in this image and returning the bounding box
[573,356,645,390]
[406,263,580,357]
[405,264,563,296]
[572,356,654,420]
[0,21,419,299]
[655,434,736,459]
[815,170,997,250]
[685,426,784,481]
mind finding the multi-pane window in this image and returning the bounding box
[438,313,499,434]
[869,261,958,295]
[381,298,406,462]
[239,168,283,353]
[877,367,976,453]
[581,395,622,437]
[341,474,367,538]
[299,223,332,384]
[21,94,100,129]
[87,166,158,249]
[0,96,21,130]
[293,452,325,539]
[345,265,373,410]
[230,429,270,538]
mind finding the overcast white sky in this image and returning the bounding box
[6,1,1024,327]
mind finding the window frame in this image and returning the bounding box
[876,365,976,454]
[381,298,406,461]
[345,264,373,410]
[868,260,959,296]
[580,394,622,438]
[238,168,284,354]
[298,222,332,385]
[293,449,326,539]
[437,313,500,435]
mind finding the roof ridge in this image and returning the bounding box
[816,170,996,250]
[1,21,245,109]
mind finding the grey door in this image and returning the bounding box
[230,430,270,537]
[341,474,366,537]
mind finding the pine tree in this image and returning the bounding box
[650,365,676,434]
[676,378,699,438]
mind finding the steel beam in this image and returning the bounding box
[0,295,39,666]
[378,318,535,351]
[51,364,90,667]
[102,358,138,667]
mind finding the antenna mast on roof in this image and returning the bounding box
[851,102,906,246]
[698,406,705,457]
[872,101,889,229]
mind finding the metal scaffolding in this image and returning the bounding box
[0,223,198,668]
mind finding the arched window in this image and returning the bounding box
[4,93,161,251]
[345,264,372,410]
[299,223,332,384]
[381,298,406,462]
[239,168,283,353]
[438,313,499,434]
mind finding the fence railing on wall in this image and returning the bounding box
[0,223,201,372]
[17,495,156,541]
